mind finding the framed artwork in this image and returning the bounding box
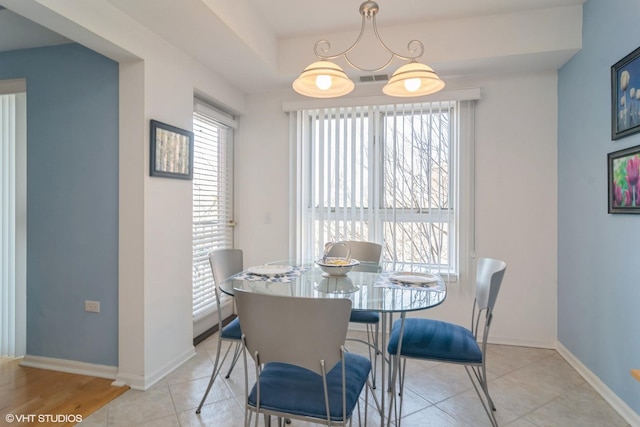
[612,47,640,140]
[608,144,640,213]
[150,119,194,179]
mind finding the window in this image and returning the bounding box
[380,104,453,272]
[294,100,473,279]
[192,100,235,327]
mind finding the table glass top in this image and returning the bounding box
[219,262,447,313]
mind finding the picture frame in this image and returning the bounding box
[608,144,640,213]
[612,47,640,140]
[150,119,194,179]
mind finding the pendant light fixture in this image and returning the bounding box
[292,1,445,98]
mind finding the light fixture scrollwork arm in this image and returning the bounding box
[292,1,444,98]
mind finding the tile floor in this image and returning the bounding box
[81,331,630,427]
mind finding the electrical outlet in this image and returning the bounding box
[85,300,100,313]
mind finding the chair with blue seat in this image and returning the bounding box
[326,240,383,388]
[235,289,372,427]
[196,249,244,414]
[387,257,507,427]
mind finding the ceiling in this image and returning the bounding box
[0,0,584,94]
[245,0,582,37]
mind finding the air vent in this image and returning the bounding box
[359,74,389,83]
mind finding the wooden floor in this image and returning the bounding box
[0,357,129,426]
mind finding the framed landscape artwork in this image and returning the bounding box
[612,47,640,140]
[608,144,640,213]
[150,119,194,180]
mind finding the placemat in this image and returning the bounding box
[374,271,443,290]
[235,266,308,283]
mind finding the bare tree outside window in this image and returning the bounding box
[381,108,451,269]
[297,102,456,274]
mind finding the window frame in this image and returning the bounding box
[293,100,475,281]
[192,99,237,337]
[377,103,456,273]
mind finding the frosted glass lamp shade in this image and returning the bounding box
[383,62,445,97]
[293,61,355,98]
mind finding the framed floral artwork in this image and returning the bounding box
[612,47,640,140]
[608,144,640,213]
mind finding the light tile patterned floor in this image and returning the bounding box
[81,332,630,427]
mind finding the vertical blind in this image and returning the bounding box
[0,88,26,357]
[192,102,235,318]
[294,101,459,278]
[0,94,17,356]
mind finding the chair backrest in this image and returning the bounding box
[471,257,507,346]
[208,249,243,324]
[474,257,507,312]
[234,290,352,375]
[209,249,243,285]
[327,241,382,264]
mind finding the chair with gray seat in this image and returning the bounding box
[387,257,507,427]
[235,289,372,427]
[196,249,244,414]
[326,240,383,388]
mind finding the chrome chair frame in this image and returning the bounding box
[235,289,372,427]
[388,257,507,427]
[196,249,244,414]
[326,240,383,389]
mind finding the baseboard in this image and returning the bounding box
[488,335,557,349]
[143,347,196,390]
[111,372,145,389]
[22,347,197,391]
[193,299,234,339]
[20,354,119,380]
[114,346,196,391]
[556,342,640,426]
[194,315,237,347]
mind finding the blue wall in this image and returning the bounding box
[0,44,119,366]
[558,0,640,413]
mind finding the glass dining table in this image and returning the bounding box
[219,261,447,426]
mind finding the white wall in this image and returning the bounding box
[237,72,559,347]
[234,94,291,266]
[5,0,247,389]
[6,0,562,387]
[119,36,246,389]
[473,72,558,347]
